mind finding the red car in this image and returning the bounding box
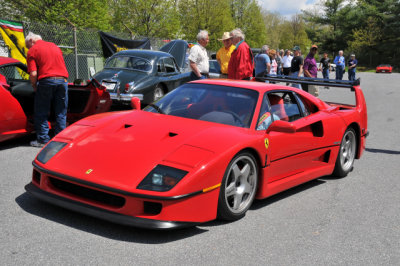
[25,77,368,229]
[376,64,393,73]
[0,57,111,143]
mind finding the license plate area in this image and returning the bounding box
[102,81,117,92]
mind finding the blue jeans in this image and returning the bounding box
[290,71,301,89]
[348,68,356,80]
[336,65,344,80]
[322,68,329,79]
[34,78,68,144]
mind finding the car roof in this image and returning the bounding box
[189,79,302,94]
[111,50,172,61]
[0,56,22,65]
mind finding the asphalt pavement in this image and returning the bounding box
[1,72,399,265]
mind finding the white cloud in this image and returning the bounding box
[257,0,318,17]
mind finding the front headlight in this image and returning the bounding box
[36,141,68,164]
[137,165,188,192]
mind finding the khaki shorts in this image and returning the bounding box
[308,85,319,97]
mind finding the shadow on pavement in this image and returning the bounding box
[250,179,326,211]
[16,192,208,243]
[0,135,35,151]
[365,148,400,155]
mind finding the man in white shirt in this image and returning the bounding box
[188,30,210,80]
[281,49,293,76]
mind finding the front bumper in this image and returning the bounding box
[109,92,143,102]
[25,182,198,230]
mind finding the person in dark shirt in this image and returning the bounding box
[303,45,319,96]
[319,52,330,80]
[348,54,358,81]
[290,46,303,89]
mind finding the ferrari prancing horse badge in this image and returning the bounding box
[264,138,269,150]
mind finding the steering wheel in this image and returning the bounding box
[222,110,245,127]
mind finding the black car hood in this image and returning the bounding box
[160,40,188,70]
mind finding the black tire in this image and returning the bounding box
[153,84,165,102]
[333,127,357,177]
[217,152,258,221]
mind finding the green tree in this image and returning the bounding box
[347,17,381,66]
[112,0,181,38]
[303,0,348,53]
[178,0,235,51]
[4,0,112,30]
[262,11,285,50]
[230,0,266,48]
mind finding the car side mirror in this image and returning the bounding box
[130,97,141,110]
[266,120,296,134]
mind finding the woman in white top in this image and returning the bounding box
[269,49,278,75]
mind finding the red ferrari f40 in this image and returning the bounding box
[26,76,368,229]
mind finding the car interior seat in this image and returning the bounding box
[268,94,289,121]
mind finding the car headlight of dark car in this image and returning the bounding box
[36,141,68,164]
[137,165,188,192]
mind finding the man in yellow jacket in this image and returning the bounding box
[216,32,235,78]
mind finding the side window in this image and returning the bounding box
[294,93,317,116]
[281,92,301,122]
[157,60,165,73]
[257,91,313,130]
[164,57,177,73]
[0,66,26,80]
[257,93,278,130]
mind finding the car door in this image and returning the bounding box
[0,83,28,142]
[66,79,111,123]
[159,57,183,91]
[259,91,321,183]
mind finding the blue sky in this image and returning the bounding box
[257,0,318,17]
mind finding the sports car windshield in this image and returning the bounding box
[144,83,258,128]
[105,56,152,72]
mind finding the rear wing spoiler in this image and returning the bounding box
[256,75,360,90]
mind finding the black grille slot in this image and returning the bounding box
[33,169,41,184]
[143,201,162,215]
[49,177,125,208]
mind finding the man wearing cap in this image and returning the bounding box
[303,44,319,96]
[290,46,303,89]
[216,32,235,78]
[348,54,358,81]
[188,30,210,80]
[228,28,253,80]
[25,32,69,147]
[333,50,345,80]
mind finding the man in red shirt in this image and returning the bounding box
[228,28,253,80]
[25,32,69,147]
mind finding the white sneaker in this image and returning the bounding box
[30,140,46,148]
